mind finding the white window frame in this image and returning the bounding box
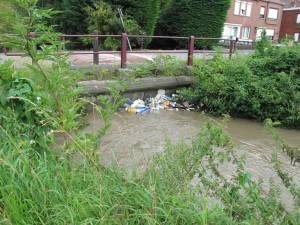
[295,33,299,42]
[297,14,300,24]
[222,24,241,39]
[241,27,251,39]
[256,28,275,40]
[240,2,247,16]
[268,8,278,20]
[260,7,265,18]
[234,1,252,17]
[266,29,275,38]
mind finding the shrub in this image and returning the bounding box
[249,44,300,77]
[179,48,300,128]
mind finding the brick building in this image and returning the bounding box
[223,0,284,41]
[279,1,300,41]
[282,0,300,7]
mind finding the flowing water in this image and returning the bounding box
[83,110,300,211]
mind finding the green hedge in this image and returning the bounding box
[156,0,231,48]
[126,0,160,36]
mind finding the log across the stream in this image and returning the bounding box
[78,76,196,95]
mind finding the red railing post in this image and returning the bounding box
[92,32,99,65]
[187,36,195,66]
[121,33,128,68]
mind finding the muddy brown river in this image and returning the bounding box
[83,110,300,211]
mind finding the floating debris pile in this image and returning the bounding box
[123,89,195,114]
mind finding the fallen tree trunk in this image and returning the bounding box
[78,76,196,95]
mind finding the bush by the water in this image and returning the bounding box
[179,43,300,128]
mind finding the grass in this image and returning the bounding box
[74,55,191,81]
[1,119,300,224]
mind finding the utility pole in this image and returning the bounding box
[117,8,132,52]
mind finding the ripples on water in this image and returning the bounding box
[83,110,300,211]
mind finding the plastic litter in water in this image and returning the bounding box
[124,90,194,115]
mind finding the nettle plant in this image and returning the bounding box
[1,0,83,133]
[0,0,124,159]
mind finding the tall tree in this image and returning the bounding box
[42,0,94,34]
[60,0,95,34]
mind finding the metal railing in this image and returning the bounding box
[1,33,250,68]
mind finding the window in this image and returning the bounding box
[297,14,300,24]
[256,29,263,39]
[256,28,275,40]
[266,29,275,39]
[223,24,241,39]
[242,27,251,39]
[232,27,239,37]
[268,8,278,20]
[260,7,265,18]
[234,1,252,16]
[295,33,299,42]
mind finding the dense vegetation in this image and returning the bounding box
[36,0,160,37]
[0,0,15,33]
[1,0,230,49]
[1,1,300,224]
[156,0,231,48]
[179,36,300,128]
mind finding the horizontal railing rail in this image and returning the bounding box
[1,33,254,68]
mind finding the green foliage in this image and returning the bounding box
[132,55,191,77]
[105,0,160,35]
[125,0,160,36]
[157,0,231,48]
[249,44,300,77]
[51,0,94,34]
[85,0,142,50]
[179,45,300,128]
[86,1,120,34]
[255,30,272,56]
[0,0,16,34]
[32,0,231,49]
[1,0,83,133]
